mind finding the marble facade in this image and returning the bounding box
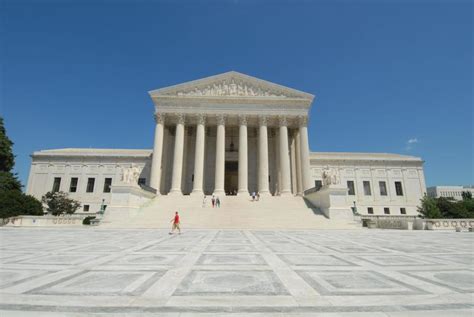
[26,71,427,217]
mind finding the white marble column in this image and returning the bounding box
[149,113,165,193]
[290,131,297,195]
[213,114,225,195]
[299,116,312,192]
[295,129,303,195]
[191,114,206,196]
[278,116,292,196]
[237,115,248,196]
[169,114,185,195]
[258,115,270,196]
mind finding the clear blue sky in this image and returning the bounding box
[1,0,472,188]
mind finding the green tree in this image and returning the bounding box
[0,117,15,172]
[0,116,43,218]
[0,191,44,218]
[417,195,442,218]
[436,197,457,218]
[41,191,81,216]
[0,171,21,192]
[462,191,472,200]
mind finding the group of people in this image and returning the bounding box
[251,191,260,202]
[170,191,264,235]
[202,195,221,208]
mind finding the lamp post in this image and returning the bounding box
[99,199,105,215]
[352,201,359,215]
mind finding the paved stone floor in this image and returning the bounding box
[0,228,473,316]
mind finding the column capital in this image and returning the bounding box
[238,115,248,126]
[216,114,226,125]
[154,112,165,124]
[196,113,206,125]
[175,113,185,125]
[278,115,288,127]
[258,115,267,126]
[298,115,308,127]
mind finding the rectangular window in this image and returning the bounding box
[83,205,90,212]
[69,177,78,193]
[52,177,61,192]
[379,181,387,196]
[103,178,112,193]
[86,178,95,193]
[363,181,371,196]
[138,178,146,185]
[315,180,322,191]
[367,207,374,214]
[395,181,403,196]
[384,207,390,214]
[400,207,406,214]
[347,181,355,195]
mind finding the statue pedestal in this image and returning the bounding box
[103,182,156,223]
[304,184,354,220]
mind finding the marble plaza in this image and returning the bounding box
[0,228,472,316]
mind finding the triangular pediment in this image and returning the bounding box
[149,71,314,100]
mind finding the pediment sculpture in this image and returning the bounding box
[173,79,291,98]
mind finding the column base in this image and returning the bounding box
[257,191,271,197]
[168,189,183,196]
[279,191,293,197]
[237,190,249,197]
[190,190,204,197]
[212,189,225,196]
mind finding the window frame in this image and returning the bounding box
[315,180,323,191]
[86,178,95,193]
[363,181,372,196]
[395,181,404,196]
[52,177,61,192]
[379,181,388,196]
[69,177,78,193]
[103,178,112,193]
[347,180,355,195]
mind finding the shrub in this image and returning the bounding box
[41,191,81,216]
[82,216,96,225]
[417,195,442,218]
[0,191,43,219]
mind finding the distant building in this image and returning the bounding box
[427,186,474,201]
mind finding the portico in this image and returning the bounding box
[147,71,314,197]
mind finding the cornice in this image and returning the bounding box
[149,71,315,100]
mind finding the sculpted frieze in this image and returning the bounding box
[170,79,298,98]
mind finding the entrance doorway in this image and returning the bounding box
[225,161,238,195]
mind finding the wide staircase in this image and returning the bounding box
[102,195,360,229]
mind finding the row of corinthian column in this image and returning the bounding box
[149,113,312,196]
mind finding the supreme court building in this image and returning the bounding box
[27,71,427,218]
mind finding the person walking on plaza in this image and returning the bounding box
[216,196,221,208]
[211,195,215,208]
[202,195,207,208]
[256,192,260,201]
[251,192,256,202]
[169,211,181,234]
